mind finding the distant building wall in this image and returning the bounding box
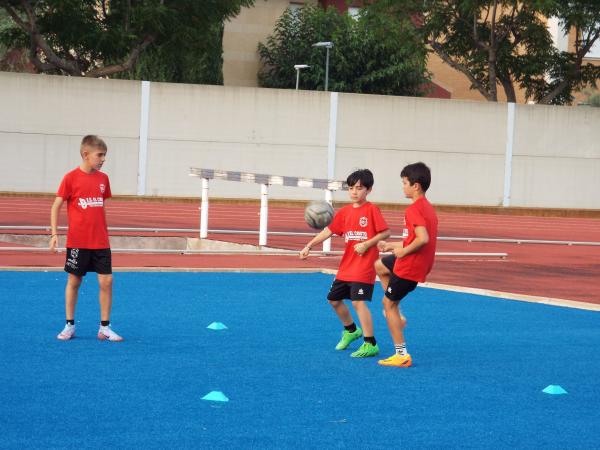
[1,72,599,209]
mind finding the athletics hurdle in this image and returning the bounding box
[189,168,347,250]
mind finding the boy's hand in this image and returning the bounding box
[49,235,58,252]
[299,246,311,259]
[393,247,405,258]
[354,242,367,255]
[377,240,387,252]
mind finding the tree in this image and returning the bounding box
[0,0,254,82]
[258,5,430,96]
[366,0,600,104]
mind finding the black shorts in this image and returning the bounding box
[65,248,112,276]
[380,254,418,302]
[327,279,374,301]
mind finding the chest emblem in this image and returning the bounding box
[359,216,368,227]
[100,183,106,194]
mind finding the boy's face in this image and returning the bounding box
[82,146,107,171]
[348,180,371,205]
[402,176,419,199]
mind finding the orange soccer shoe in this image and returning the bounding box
[378,353,412,368]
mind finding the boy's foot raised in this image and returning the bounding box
[335,327,363,350]
[57,324,75,340]
[97,326,124,342]
[350,342,379,358]
[378,353,412,367]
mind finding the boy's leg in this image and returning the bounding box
[57,273,82,340]
[351,301,374,339]
[65,273,82,321]
[97,273,123,342]
[98,273,113,322]
[382,296,407,345]
[375,256,395,303]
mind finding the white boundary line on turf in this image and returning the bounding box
[1,267,597,312]
[420,281,600,312]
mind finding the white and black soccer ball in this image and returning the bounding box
[304,201,334,229]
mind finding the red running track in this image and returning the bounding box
[1,196,599,304]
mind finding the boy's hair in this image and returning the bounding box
[347,169,374,189]
[80,135,107,156]
[401,162,431,192]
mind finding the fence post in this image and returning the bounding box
[322,189,333,252]
[200,178,209,239]
[259,183,269,246]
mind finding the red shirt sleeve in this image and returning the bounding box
[371,205,389,233]
[104,177,112,199]
[57,173,71,200]
[327,207,345,236]
[406,205,426,228]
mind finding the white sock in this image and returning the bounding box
[395,343,407,356]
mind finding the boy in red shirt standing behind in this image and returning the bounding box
[375,162,437,367]
[50,135,123,342]
[300,169,390,357]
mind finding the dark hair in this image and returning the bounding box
[347,169,374,189]
[400,162,431,192]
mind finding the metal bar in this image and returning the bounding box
[0,247,508,257]
[1,226,598,246]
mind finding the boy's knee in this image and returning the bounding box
[67,274,82,288]
[351,300,369,311]
[98,274,113,289]
[374,259,389,276]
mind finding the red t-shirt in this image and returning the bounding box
[57,168,112,249]
[327,202,389,284]
[393,196,438,282]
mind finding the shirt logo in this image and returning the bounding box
[345,231,367,242]
[78,197,104,209]
[359,217,368,227]
[100,183,106,194]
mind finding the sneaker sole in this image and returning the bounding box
[97,333,124,342]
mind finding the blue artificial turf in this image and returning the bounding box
[0,271,598,449]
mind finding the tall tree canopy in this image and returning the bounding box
[365,0,600,104]
[258,5,430,96]
[0,0,254,82]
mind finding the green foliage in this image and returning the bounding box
[258,6,430,96]
[367,0,600,104]
[0,0,255,82]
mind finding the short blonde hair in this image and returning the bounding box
[80,135,107,156]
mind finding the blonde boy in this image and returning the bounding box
[50,135,123,342]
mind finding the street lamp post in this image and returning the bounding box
[293,64,310,90]
[312,41,333,91]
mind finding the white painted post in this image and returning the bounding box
[137,80,151,196]
[259,183,269,246]
[503,102,516,207]
[327,92,338,181]
[322,189,333,252]
[200,178,209,239]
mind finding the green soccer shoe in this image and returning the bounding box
[335,327,363,350]
[350,342,380,358]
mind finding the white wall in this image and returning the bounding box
[1,72,599,209]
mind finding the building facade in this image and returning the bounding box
[223,0,600,103]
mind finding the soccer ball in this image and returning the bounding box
[304,201,334,229]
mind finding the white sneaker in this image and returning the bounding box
[97,325,124,342]
[57,324,75,340]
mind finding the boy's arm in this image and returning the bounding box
[299,227,334,259]
[49,197,64,252]
[354,229,391,255]
[378,226,429,258]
